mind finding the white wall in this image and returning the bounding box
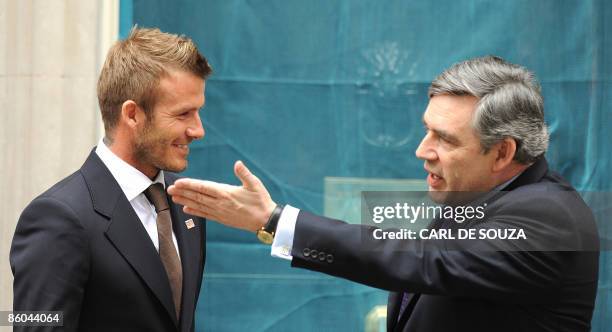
[0,0,118,328]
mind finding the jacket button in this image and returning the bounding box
[310,249,318,258]
[326,254,334,263]
[318,252,326,261]
[303,248,310,257]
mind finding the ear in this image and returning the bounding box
[491,138,517,172]
[119,100,146,130]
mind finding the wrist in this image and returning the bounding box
[256,204,284,244]
[256,201,277,230]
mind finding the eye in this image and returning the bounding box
[439,135,457,146]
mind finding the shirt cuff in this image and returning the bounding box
[270,205,300,261]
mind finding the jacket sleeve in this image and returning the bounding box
[10,196,90,332]
[289,208,580,304]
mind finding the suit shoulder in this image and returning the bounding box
[25,170,91,216]
[41,170,83,194]
[38,170,87,199]
[491,172,597,247]
[497,177,588,215]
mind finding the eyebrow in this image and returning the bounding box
[422,117,461,144]
[174,106,201,114]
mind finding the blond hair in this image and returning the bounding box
[97,27,212,134]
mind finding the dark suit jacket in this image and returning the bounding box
[289,158,599,332]
[10,150,206,332]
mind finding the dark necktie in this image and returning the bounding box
[144,183,183,320]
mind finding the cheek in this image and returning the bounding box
[161,122,186,138]
[442,154,473,185]
[456,155,492,183]
[148,126,172,142]
[440,152,461,174]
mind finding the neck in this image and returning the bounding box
[104,133,159,180]
[492,162,530,189]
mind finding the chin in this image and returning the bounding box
[159,161,187,173]
[427,190,448,204]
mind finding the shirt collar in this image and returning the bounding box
[95,138,165,201]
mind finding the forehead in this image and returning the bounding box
[156,70,205,109]
[423,94,478,133]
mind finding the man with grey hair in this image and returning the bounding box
[168,56,599,331]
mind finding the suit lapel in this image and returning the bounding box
[388,291,422,332]
[396,293,420,331]
[387,292,403,332]
[167,177,203,329]
[80,149,178,327]
[386,217,445,330]
[105,198,178,327]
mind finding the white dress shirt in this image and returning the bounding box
[95,139,180,257]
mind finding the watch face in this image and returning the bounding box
[257,231,274,245]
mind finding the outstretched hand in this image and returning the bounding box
[167,161,277,232]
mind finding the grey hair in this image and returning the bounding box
[429,56,548,164]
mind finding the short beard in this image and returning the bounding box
[133,119,186,174]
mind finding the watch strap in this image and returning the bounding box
[263,204,284,234]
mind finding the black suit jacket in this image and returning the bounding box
[289,158,599,331]
[10,150,206,332]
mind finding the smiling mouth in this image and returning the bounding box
[173,144,189,153]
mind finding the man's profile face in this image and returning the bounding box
[415,94,498,203]
[134,70,205,177]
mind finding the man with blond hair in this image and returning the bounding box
[11,27,212,331]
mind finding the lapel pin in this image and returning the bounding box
[185,219,195,229]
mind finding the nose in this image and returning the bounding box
[415,132,437,161]
[187,111,205,140]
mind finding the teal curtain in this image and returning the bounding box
[127,1,612,330]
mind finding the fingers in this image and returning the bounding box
[183,206,211,219]
[171,186,217,206]
[234,160,262,190]
[169,179,226,199]
[171,194,219,220]
[181,204,209,218]
[170,192,214,211]
[183,205,221,221]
